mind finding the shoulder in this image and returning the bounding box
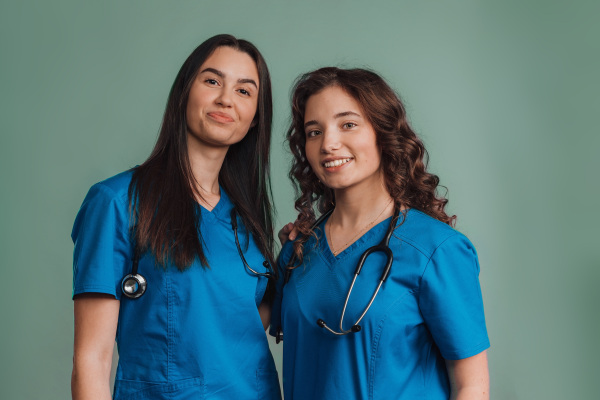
[73,169,135,235]
[72,170,136,245]
[393,209,475,259]
[90,169,134,201]
[83,169,135,208]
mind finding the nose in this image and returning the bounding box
[215,87,233,107]
[320,130,341,153]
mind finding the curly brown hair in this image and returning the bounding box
[287,67,455,262]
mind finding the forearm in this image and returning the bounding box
[72,294,119,400]
[450,385,489,400]
[446,351,489,400]
[71,354,113,400]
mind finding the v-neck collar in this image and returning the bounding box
[316,214,393,266]
[199,186,233,223]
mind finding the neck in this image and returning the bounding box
[330,175,394,229]
[187,135,228,198]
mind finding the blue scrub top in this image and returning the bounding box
[72,170,281,400]
[270,209,489,400]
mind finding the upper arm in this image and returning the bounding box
[445,350,489,400]
[72,183,132,299]
[419,234,490,359]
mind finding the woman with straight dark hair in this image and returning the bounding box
[272,67,490,399]
[71,34,281,399]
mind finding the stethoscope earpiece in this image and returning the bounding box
[121,273,147,299]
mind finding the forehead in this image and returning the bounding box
[304,86,362,118]
[199,46,259,82]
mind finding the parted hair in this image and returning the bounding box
[129,34,274,270]
[287,67,455,262]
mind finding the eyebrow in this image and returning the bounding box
[199,67,258,89]
[304,111,362,129]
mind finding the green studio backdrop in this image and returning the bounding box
[1,0,598,399]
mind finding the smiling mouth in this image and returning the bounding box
[323,158,352,168]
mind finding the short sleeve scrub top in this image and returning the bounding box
[270,209,489,400]
[72,170,281,400]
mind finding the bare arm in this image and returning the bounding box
[445,350,489,400]
[72,294,120,400]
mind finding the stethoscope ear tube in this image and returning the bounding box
[120,208,275,300]
[122,242,147,299]
[231,209,275,280]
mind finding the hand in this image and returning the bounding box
[278,222,299,246]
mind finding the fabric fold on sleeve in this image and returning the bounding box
[418,233,490,360]
[71,183,132,300]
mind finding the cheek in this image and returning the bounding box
[241,101,258,124]
[185,94,202,123]
[304,143,319,167]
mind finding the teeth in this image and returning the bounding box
[324,158,351,168]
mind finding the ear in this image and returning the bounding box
[250,116,258,128]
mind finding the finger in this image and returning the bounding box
[289,225,299,241]
[278,222,294,246]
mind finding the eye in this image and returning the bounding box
[306,130,322,138]
[205,78,219,85]
[238,88,251,96]
[342,122,357,129]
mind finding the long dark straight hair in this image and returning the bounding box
[129,34,274,270]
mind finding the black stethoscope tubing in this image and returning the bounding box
[276,207,399,341]
[120,209,275,299]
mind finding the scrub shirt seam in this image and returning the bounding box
[87,181,134,262]
[369,318,386,400]
[369,288,419,400]
[94,182,129,205]
[417,232,460,283]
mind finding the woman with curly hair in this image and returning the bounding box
[271,67,490,399]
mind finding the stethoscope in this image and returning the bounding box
[275,207,399,342]
[121,209,275,299]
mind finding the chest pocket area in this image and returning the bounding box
[113,377,204,400]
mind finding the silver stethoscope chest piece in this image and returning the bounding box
[121,209,274,300]
[121,273,147,299]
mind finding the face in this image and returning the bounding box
[304,86,383,192]
[186,46,259,149]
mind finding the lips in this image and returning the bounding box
[207,111,234,123]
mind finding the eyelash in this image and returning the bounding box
[204,79,251,96]
[306,122,357,137]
